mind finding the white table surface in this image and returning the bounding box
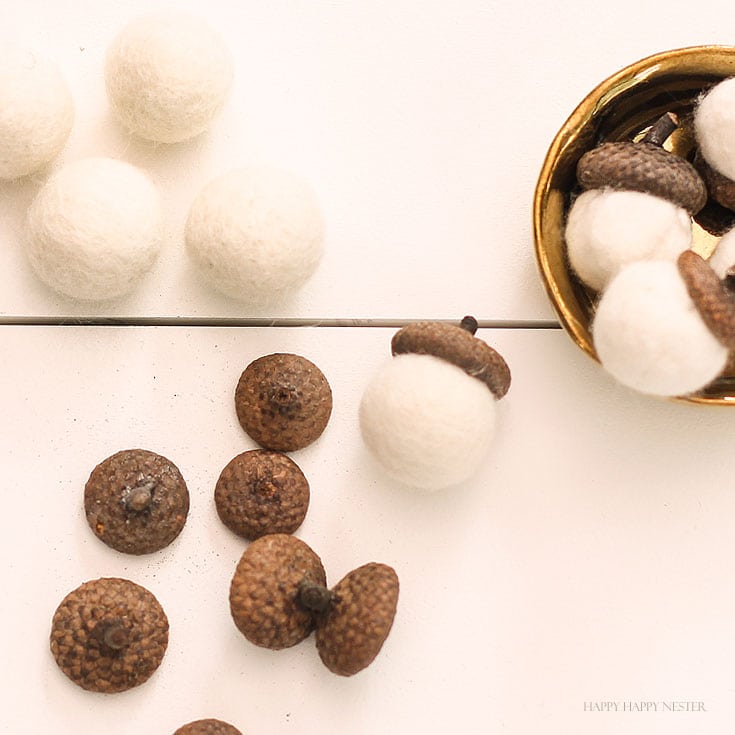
[3,2,735,734]
[3,326,735,734]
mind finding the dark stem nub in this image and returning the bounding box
[125,480,155,512]
[297,579,334,613]
[641,112,679,146]
[93,618,130,652]
[459,315,478,335]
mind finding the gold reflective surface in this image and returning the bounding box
[533,46,735,405]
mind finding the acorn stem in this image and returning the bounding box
[93,618,130,652]
[297,579,334,613]
[459,315,478,335]
[641,112,679,146]
[125,479,155,512]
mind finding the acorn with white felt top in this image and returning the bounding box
[359,316,510,491]
[565,112,707,291]
[591,250,735,397]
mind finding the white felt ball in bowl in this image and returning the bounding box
[592,259,728,397]
[0,48,74,180]
[707,226,735,278]
[185,165,325,303]
[105,12,233,143]
[565,189,692,292]
[694,77,735,181]
[26,158,163,301]
[359,320,511,491]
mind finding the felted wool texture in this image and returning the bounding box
[592,260,728,397]
[565,189,691,292]
[0,48,74,180]
[695,77,735,181]
[185,165,325,303]
[105,12,233,143]
[707,226,735,278]
[359,353,497,491]
[26,158,163,301]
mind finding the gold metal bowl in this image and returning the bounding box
[533,45,735,405]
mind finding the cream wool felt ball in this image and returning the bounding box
[0,48,74,180]
[359,353,497,491]
[695,77,735,181]
[707,226,735,278]
[105,12,233,143]
[565,189,692,292]
[185,166,325,303]
[592,260,728,397]
[26,158,163,301]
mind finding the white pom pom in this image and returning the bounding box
[26,158,163,301]
[695,77,735,180]
[105,12,233,143]
[359,353,497,491]
[565,189,691,291]
[0,48,74,180]
[592,260,728,396]
[185,165,325,303]
[707,226,735,278]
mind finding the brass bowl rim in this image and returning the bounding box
[532,44,735,406]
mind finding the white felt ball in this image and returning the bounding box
[105,12,233,143]
[26,158,163,301]
[359,353,497,491]
[565,189,692,292]
[695,77,735,180]
[592,260,728,397]
[185,165,325,302]
[0,48,74,180]
[707,226,735,278]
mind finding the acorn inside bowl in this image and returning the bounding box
[533,45,735,405]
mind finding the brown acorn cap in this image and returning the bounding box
[677,249,735,349]
[229,534,326,650]
[173,719,243,735]
[214,449,310,540]
[235,353,332,452]
[391,316,511,399]
[576,113,707,215]
[49,577,168,693]
[84,449,190,555]
[693,149,735,212]
[314,562,399,677]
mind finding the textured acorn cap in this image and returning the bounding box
[693,149,735,212]
[84,448,189,555]
[215,449,309,540]
[577,119,707,216]
[235,353,332,452]
[49,577,168,693]
[391,318,511,399]
[173,719,243,735]
[678,249,735,350]
[315,562,399,676]
[229,534,326,649]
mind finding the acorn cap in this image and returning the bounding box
[391,317,511,399]
[173,719,243,735]
[84,449,190,555]
[315,562,399,677]
[576,113,707,215]
[49,577,168,693]
[229,534,326,650]
[214,449,310,540]
[693,149,735,212]
[677,249,735,349]
[235,353,332,452]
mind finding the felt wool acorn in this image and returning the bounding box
[591,251,735,397]
[359,317,510,491]
[25,157,163,301]
[565,113,706,292]
[0,47,74,180]
[173,719,243,735]
[49,577,169,693]
[105,12,233,144]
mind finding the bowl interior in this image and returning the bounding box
[533,45,735,405]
